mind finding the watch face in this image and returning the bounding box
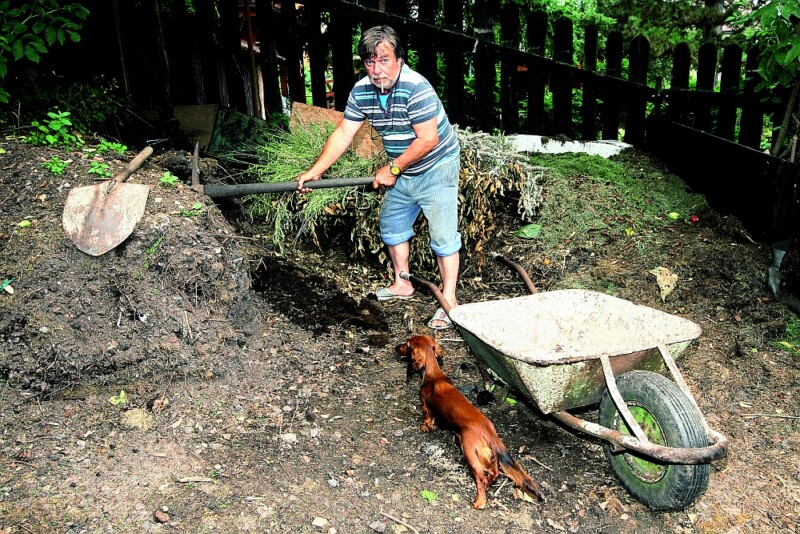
[390,165,401,176]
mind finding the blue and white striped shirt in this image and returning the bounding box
[344,64,459,177]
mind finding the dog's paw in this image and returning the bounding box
[420,422,435,432]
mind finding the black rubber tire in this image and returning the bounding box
[598,370,710,511]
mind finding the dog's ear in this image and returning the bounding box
[395,342,409,359]
[432,338,444,363]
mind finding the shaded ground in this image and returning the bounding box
[0,140,798,533]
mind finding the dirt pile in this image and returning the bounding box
[1,144,263,394]
[1,140,798,533]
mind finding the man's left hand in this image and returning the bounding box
[373,165,398,189]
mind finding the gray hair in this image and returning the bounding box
[358,25,404,61]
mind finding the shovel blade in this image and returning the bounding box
[62,181,150,256]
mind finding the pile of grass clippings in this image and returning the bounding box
[245,125,543,274]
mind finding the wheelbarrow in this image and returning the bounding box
[401,253,728,511]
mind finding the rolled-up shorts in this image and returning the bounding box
[379,154,462,257]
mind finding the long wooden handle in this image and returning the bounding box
[113,146,154,184]
[202,176,375,198]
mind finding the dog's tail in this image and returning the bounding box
[495,442,544,503]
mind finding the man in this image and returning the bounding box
[298,25,461,330]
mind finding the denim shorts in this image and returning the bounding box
[379,154,462,257]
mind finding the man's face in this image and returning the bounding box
[364,42,402,93]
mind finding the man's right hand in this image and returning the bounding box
[297,171,322,194]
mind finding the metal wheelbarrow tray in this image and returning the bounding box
[402,254,728,511]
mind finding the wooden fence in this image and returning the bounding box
[278,2,788,145]
[265,0,797,242]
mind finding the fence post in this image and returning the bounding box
[625,35,649,145]
[260,2,282,115]
[330,3,355,111]
[416,0,438,91]
[500,2,520,134]
[306,0,328,109]
[443,0,465,126]
[668,42,691,124]
[552,17,574,138]
[717,43,743,141]
[695,43,717,133]
[602,31,623,140]
[526,9,547,134]
[281,0,306,105]
[739,45,764,149]
[581,24,599,140]
[472,0,499,133]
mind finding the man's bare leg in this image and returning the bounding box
[430,251,459,328]
[385,242,415,296]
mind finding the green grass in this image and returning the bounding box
[775,314,800,357]
[528,151,707,251]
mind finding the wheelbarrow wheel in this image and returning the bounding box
[598,370,709,511]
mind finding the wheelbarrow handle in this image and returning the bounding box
[490,252,538,294]
[200,176,375,198]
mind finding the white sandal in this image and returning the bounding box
[427,307,453,330]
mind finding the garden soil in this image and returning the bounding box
[0,140,798,533]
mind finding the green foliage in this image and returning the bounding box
[88,160,111,178]
[179,202,204,217]
[97,139,127,155]
[108,389,127,406]
[0,0,90,104]
[24,110,82,147]
[41,155,69,175]
[159,171,179,187]
[728,0,800,90]
[420,490,438,504]
[774,314,800,357]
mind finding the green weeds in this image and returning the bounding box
[159,171,179,187]
[420,489,438,504]
[41,156,70,175]
[179,202,204,217]
[774,315,800,357]
[25,110,83,147]
[140,235,165,273]
[88,160,111,178]
[96,140,127,155]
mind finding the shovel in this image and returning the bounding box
[62,146,153,256]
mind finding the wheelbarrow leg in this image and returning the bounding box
[475,360,493,391]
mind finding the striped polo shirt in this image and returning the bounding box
[344,64,459,177]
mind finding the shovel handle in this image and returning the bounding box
[202,176,375,198]
[114,146,154,184]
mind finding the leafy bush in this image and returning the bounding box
[24,110,82,147]
[0,0,90,104]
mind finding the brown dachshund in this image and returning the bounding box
[397,334,543,509]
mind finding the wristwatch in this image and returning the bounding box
[389,160,402,177]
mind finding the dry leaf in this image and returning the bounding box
[649,266,678,301]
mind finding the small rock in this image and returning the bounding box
[153,510,170,523]
[369,520,387,532]
[312,516,329,528]
[281,433,298,444]
[121,408,154,431]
